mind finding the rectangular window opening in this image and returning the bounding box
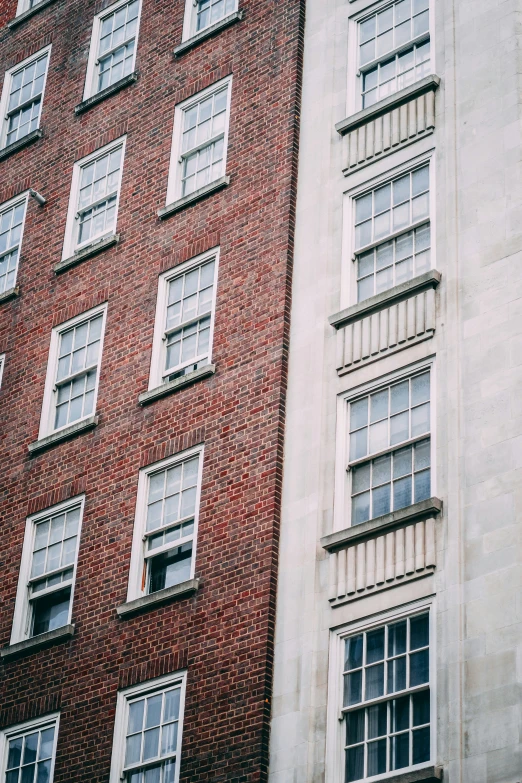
[0,195,27,294]
[0,48,50,150]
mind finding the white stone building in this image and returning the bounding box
[269,1,522,782]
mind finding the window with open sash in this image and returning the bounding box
[358,0,430,109]
[354,164,430,302]
[85,0,140,100]
[0,196,27,295]
[349,370,431,525]
[1,49,50,149]
[1,716,59,783]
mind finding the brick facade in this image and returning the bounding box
[0,0,305,780]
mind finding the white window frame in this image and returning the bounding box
[61,136,126,260]
[341,150,435,310]
[126,445,204,603]
[326,599,435,783]
[14,0,46,16]
[181,0,239,40]
[346,0,435,117]
[0,713,60,783]
[0,191,29,295]
[82,0,142,102]
[166,76,232,205]
[109,671,187,783]
[38,303,108,440]
[0,354,5,389]
[0,45,51,150]
[148,247,219,391]
[334,358,435,533]
[10,496,85,645]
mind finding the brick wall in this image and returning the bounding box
[0,0,305,779]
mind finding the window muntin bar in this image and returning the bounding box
[0,199,26,294]
[195,0,236,32]
[349,372,430,525]
[180,86,228,197]
[76,146,123,248]
[96,0,139,93]
[5,723,56,783]
[361,40,430,108]
[4,53,49,147]
[343,613,430,782]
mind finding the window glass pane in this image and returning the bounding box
[387,655,407,693]
[352,463,371,495]
[365,663,384,699]
[345,635,363,670]
[366,628,385,663]
[31,587,71,636]
[346,708,365,745]
[346,745,364,783]
[344,670,362,706]
[412,726,430,764]
[352,492,371,525]
[367,738,387,777]
[148,542,193,593]
[410,614,429,649]
[410,649,429,686]
[372,484,391,517]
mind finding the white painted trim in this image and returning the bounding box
[148,247,220,391]
[61,136,127,260]
[109,670,187,783]
[126,444,205,603]
[0,191,30,293]
[325,597,435,783]
[165,75,233,205]
[334,356,435,532]
[181,0,239,41]
[38,302,108,440]
[0,712,60,783]
[0,354,5,388]
[0,45,52,150]
[10,495,86,645]
[82,0,142,101]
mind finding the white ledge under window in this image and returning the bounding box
[7,0,58,28]
[0,129,42,162]
[139,364,215,406]
[158,176,230,220]
[28,415,98,456]
[335,74,441,136]
[0,624,75,661]
[116,578,200,618]
[321,497,442,551]
[0,286,19,304]
[368,767,443,783]
[74,73,138,115]
[54,234,119,274]
[174,10,243,56]
[329,270,441,330]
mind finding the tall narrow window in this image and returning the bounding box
[0,48,50,149]
[10,498,84,644]
[109,673,186,783]
[149,250,218,389]
[354,164,430,302]
[167,78,232,203]
[349,369,431,525]
[342,611,431,781]
[84,0,141,101]
[0,715,59,783]
[0,354,4,389]
[62,139,125,258]
[38,305,107,438]
[0,195,27,295]
[358,0,430,109]
[127,448,203,603]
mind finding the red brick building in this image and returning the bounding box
[0,0,304,780]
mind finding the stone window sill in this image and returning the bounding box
[1,624,75,661]
[373,767,443,783]
[158,176,230,220]
[75,73,138,115]
[0,129,42,162]
[28,415,98,456]
[174,10,243,56]
[335,75,441,136]
[117,579,200,618]
[139,364,215,406]
[54,234,119,274]
[321,497,442,551]
[329,270,441,330]
[0,286,19,305]
[7,0,58,29]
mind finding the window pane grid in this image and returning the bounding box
[361,40,430,107]
[30,506,80,586]
[180,87,228,197]
[343,614,430,782]
[196,0,236,32]
[0,200,26,294]
[76,147,123,246]
[124,686,181,779]
[5,53,48,147]
[97,0,139,92]
[6,725,55,783]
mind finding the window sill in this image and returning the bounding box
[28,415,98,456]
[116,579,200,618]
[158,176,230,220]
[335,75,441,136]
[75,72,138,115]
[329,270,441,330]
[139,364,216,406]
[372,767,443,783]
[1,624,75,661]
[55,234,119,274]
[321,497,442,551]
[0,129,42,162]
[0,286,19,304]
[174,10,243,56]
[7,0,59,29]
